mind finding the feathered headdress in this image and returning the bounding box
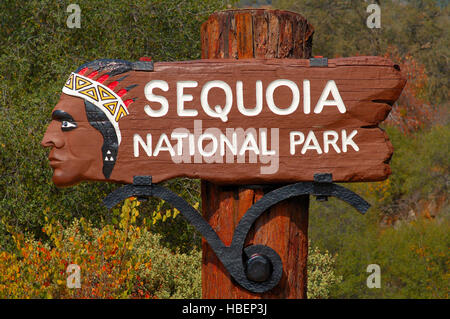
[61,58,153,178]
[62,58,153,144]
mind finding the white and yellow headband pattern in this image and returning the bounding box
[62,72,129,144]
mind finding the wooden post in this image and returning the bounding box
[200,9,314,299]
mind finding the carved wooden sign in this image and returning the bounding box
[41,56,406,186]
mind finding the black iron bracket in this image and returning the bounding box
[103,173,369,293]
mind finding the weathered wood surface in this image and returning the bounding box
[106,56,405,184]
[198,8,400,300]
[47,56,404,187]
[201,9,314,59]
[201,184,309,298]
[201,9,313,300]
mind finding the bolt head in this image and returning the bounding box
[246,253,272,282]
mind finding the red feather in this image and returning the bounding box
[117,89,127,97]
[107,81,118,90]
[78,67,89,75]
[97,74,109,84]
[124,99,134,107]
[87,71,98,79]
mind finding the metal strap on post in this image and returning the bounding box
[103,173,369,293]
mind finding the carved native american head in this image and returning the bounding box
[41,59,150,186]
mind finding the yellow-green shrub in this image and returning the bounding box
[307,244,342,299]
[0,199,201,299]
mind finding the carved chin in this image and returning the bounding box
[51,168,82,187]
[50,159,105,186]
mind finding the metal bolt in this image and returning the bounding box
[246,253,272,282]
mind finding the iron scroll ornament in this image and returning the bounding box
[103,173,370,293]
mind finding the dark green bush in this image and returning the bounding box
[0,0,231,249]
[309,124,449,298]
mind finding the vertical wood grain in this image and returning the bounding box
[200,9,314,299]
[200,9,313,60]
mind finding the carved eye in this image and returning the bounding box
[61,121,77,131]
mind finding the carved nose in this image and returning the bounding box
[41,134,53,148]
[41,123,65,148]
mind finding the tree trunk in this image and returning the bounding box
[200,9,314,299]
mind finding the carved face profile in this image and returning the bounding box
[41,94,104,186]
[41,59,140,187]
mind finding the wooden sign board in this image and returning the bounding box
[42,56,405,187]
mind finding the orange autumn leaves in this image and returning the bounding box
[0,198,153,299]
[383,47,435,133]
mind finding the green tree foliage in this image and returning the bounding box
[329,217,449,298]
[0,0,232,249]
[272,0,449,299]
[380,125,449,216]
[308,124,449,298]
[274,0,449,105]
[1,0,448,298]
